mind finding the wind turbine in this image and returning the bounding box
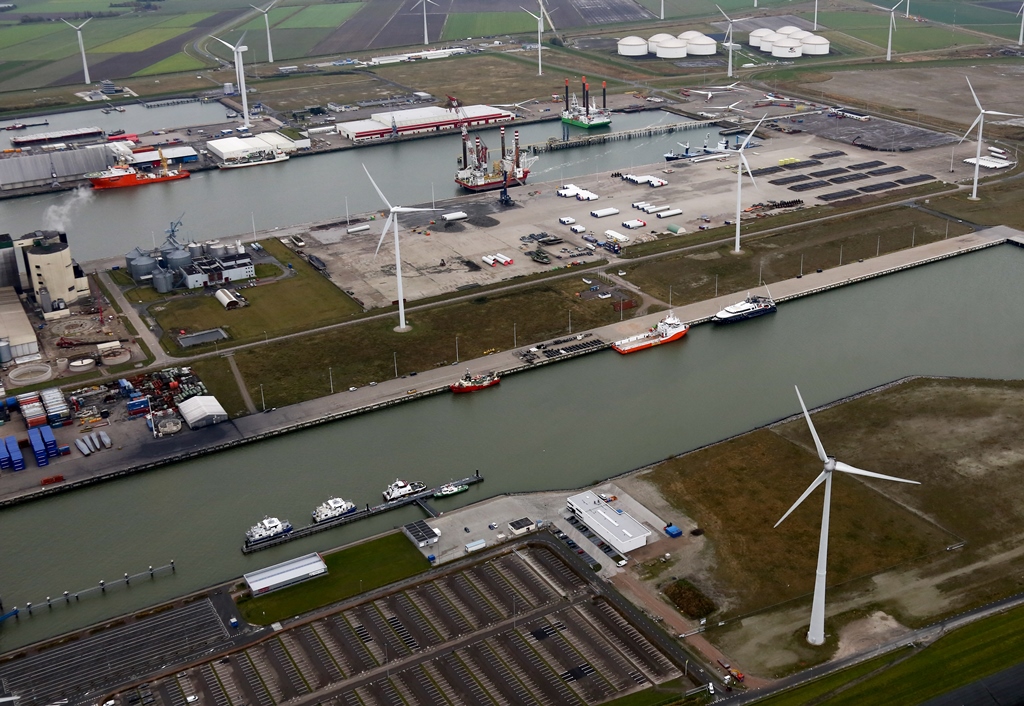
[212,34,251,130]
[521,5,544,75]
[62,18,92,85]
[412,0,438,45]
[1017,1,1023,46]
[814,0,819,30]
[716,5,735,79]
[885,0,902,62]
[249,0,278,64]
[960,77,1021,201]
[363,165,436,332]
[732,114,766,253]
[775,386,920,646]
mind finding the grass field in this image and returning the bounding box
[237,6,303,32]
[440,12,537,41]
[133,53,207,77]
[154,12,216,28]
[188,357,249,417]
[278,3,365,29]
[0,15,167,62]
[236,532,429,624]
[810,11,969,52]
[927,178,1024,229]
[92,27,192,53]
[901,0,1024,41]
[217,27,336,62]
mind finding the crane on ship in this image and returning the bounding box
[445,94,487,171]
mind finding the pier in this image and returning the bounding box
[241,472,484,553]
[526,119,723,154]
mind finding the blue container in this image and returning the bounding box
[664,525,683,538]
[5,397,16,409]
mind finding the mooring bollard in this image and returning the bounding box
[124,572,130,585]
[46,596,51,607]
[26,602,31,615]
[170,560,175,572]
[100,580,105,593]
[64,591,70,603]
[149,565,154,577]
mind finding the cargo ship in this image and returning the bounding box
[219,149,289,169]
[312,497,357,523]
[612,313,689,354]
[712,292,777,323]
[245,516,293,546]
[455,125,537,192]
[434,483,469,498]
[665,142,697,162]
[383,479,427,502]
[450,369,500,393]
[561,77,612,129]
[88,149,189,189]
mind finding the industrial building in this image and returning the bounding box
[403,519,440,548]
[336,105,514,142]
[204,132,309,164]
[0,148,110,191]
[244,553,328,594]
[566,490,651,554]
[0,288,39,362]
[125,238,255,291]
[508,517,535,536]
[177,395,228,429]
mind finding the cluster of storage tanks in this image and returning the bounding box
[749,26,830,57]
[617,31,717,58]
[124,239,246,293]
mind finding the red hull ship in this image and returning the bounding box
[88,164,190,189]
[450,369,500,393]
[612,312,689,354]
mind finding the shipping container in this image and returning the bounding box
[464,539,487,553]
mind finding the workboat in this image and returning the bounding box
[450,369,500,393]
[434,483,469,498]
[712,292,777,323]
[562,93,612,129]
[612,312,689,354]
[87,164,190,189]
[245,516,293,546]
[219,149,289,169]
[383,479,427,502]
[312,497,357,523]
[454,124,537,192]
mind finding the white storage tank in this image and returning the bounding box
[656,37,688,58]
[802,34,831,55]
[760,32,782,52]
[187,241,204,258]
[678,30,704,42]
[776,25,800,36]
[209,242,227,259]
[748,27,774,48]
[789,29,812,41]
[225,243,238,256]
[686,35,717,55]
[772,37,803,57]
[648,33,675,53]
[617,36,648,56]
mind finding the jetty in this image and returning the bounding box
[525,119,723,154]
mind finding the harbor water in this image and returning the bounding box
[0,244,1023,650]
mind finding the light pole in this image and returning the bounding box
[455,335,459,364]
[263,330,268,344]
[260,384,265,411]
[329,367,333,394]
[513,322,517,348]
[568,310,572,333]
[394,351,398,378]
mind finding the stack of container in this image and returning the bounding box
[127,395,150,418]
[0,440,10,469]
[27,428,48,468]
[5,436,24,471]
[40,388,71,426]
[39,426,59,458]
[15,392,47,428]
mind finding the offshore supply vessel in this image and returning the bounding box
[451,96,537,191]
[561,77,612,129]
[612,313,689,354]
[450,369,500,393]
[88,149,189,189]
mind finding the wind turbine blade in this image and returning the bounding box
[966,77,983,113]
[740,153,757,189]
[834,461,920,485]
[716,3,731,21]
[795,385,828,463]
[393,206,438,212]
[890,0,902,11]
[362,163,393,211]
[774,471,827,528]
[521,7,540,19]
[959,114,982,144]
[374,213,393,257]
[211,35,234,51]
[984,110,1022,117]
[738,113,767,151]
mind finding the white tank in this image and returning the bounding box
[776,25,800,36]
[648,33,675,53]
[678,30,704,42]
[788,29,812,41]
[748,27,774,48]
[236,239,245,254]
[686,35,717,55]
[656,37,687,58]
[617,36,648,56]
[204,239,220,254]
[209,242,227,259]
[225,243,238,256]
[802,34,831,55]
[188,241,203,258]
[772,37,803,57]
[759,32,782,52]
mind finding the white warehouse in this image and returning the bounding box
[566,490,651,554]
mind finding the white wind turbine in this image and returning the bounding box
[250,0,278,64]
[412,0,438,45]
[814,0,819,30]
[364,165,436,332]
[885,0,903,61]
[62,18,92,85]
[960,77,1021,201]
[1017,1,1023,46]
[716,5,735,79]
[212,34,251,130]
[521,5,544,75]
[732,114,766,253]
[776,386,920,646]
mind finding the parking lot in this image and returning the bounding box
[106,545,682,706]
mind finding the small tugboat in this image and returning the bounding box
[612,312,689,354]
[383,479,427,502]
[712,290,777,323]
[450,369,500,393]
[312,497,357,523]
[434,483,470,498]
[245,516,293,546]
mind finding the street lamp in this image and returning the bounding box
[455,335,459,364]
[263,330,268,344]
[260,384,265,412]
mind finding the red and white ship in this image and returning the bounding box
[87,149,189,189]
[449,95,537,192]
[612,313,689,354]
[450,369,501,393]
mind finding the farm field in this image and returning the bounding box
[810,11,973,52]
[440,12,536,41]
[278,3,365,29]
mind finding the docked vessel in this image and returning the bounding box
[88,149,189,189]
[450,369,500,393]
[561,77,612,129]
[454,122,537,192]
[312,497,357,523]
[219,149,289,169]
[245,516,293,546]
[712,292,777,323]
[434,483,469,498]
[612,312,689,354]
[383,479,427,502]
[665,142,697,162]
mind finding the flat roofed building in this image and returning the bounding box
[403,519,440,547]
[566,490,651,554]
[508,517,535,536]
[0,286,38,358]
[337,105,513,142]
[244,553,327,594]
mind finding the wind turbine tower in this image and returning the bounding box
[250,1,278,64]
[1017,1,1023,46]
[62,18,92,85]
[212,35,251,130]
[716,5,735,79]
[776,386,920,646]
[960,77,1021,201]
[413,0,438,45]
[814,0,819,30]
[733,115,766,253]
[886,0,902,61]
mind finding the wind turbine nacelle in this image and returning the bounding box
[237,45,248,52]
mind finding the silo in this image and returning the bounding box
[204,239,220,255]
[772,37,803,57]
[166,249,191,271]
[656,37,688,58]
[39,288,51,313]
[209,242,227,259]
[225,243,238,256]
[776,25,800,36]
[125,247,144,272]
[617,36,648,56]
[748,28,773,48]
[789,29,812,41]
[678,30,704,42]
[152,269,174,293]
[802,34,831,55]
[130,255,157,280]
[648,33,675,53]
[0,339,11,363]
[760,32,782,52]
[686,35,717,56]
[236,240,246,254]
[188,241,204,259]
